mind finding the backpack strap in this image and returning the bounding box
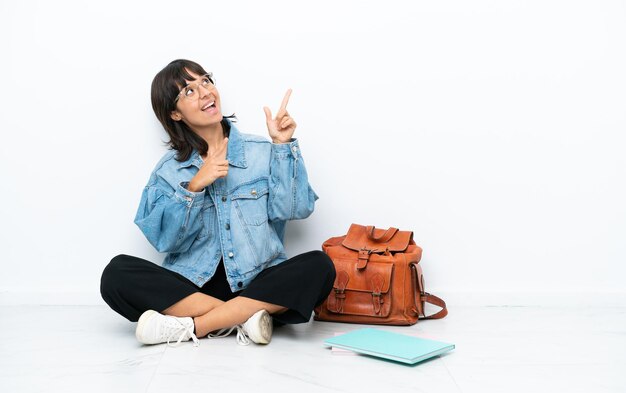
[421,292,448,320]
[366,226,399,243]
[410,263,448,320]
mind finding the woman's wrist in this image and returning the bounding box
[187,179,203,192]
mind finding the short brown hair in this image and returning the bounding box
[150,59,234,161]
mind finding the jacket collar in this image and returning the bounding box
[178,119,248,169]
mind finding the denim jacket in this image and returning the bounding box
[134,120,318,292]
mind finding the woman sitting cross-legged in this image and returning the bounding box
[100,59,335,346]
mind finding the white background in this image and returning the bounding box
[1,0,624,305]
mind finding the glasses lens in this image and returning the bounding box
[183,86,197,100]
[204,73,214,85]
[175,73,215,102]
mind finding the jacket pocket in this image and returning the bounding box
[198,195,215,238]
[232,177,270,226]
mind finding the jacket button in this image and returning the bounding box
[251,189,257,196]
[237,282,243,288]
[225,223,230,230]
[221,196,227,202]
[228,252,234,258]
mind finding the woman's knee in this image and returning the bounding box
[304,251,335,305]
[304,250,336,281]
[100,254,131,296]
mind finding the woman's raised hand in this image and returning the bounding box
[264,89,297,144]
[187,137,229,192]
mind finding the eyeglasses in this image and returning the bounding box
[174,73,215,103]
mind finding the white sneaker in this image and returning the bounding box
[136,310,199,347]
[208,309,273,345]
[241,309,273,344]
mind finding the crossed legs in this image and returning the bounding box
[101,252,335,339]
[162,292,287,337]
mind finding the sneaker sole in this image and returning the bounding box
[136,309,158,344]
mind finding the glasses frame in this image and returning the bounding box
[174,72,215,104]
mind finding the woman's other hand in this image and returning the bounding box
[187,137,229,192]
[264,89,296,144]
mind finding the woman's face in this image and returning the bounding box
[170,69,223,131]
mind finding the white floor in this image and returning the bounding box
[1,304,624,393]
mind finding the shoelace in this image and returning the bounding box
[208,325,250,346]
[165,320,200,348]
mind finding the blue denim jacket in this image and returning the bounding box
[134,120,318,292]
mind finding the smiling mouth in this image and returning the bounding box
[201,101,216,111]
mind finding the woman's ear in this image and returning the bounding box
[170,111,183,121]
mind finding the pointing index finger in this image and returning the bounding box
[210,137,229,157]
[219,137,229,154]
[279,89,292,113]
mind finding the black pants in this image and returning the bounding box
[100,250,336,324]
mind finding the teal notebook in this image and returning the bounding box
[324,328,454,365]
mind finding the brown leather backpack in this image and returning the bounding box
[314,224,448,325]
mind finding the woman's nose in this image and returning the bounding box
[198,83,212,99]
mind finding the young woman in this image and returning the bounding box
[100,59,335,347]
